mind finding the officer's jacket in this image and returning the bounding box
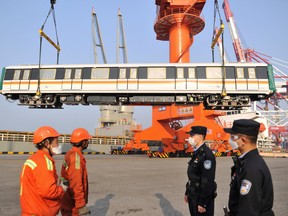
[60,146,89,210]
[229,149,274,216]
[185,143,216,207]
[20,150,64,216]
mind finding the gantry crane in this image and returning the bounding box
[121,0,238,156]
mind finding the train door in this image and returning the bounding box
[235,67,247,90]
[246,67,258,90]
[186,67,197,90]
[225,66,236,91]
[62,69,72,90]
[10,69,20,90]
[175,67,186,90]
[19,69,30,90]
[72,69,82,90]
[127,68,138,90]
[117,68,128,90]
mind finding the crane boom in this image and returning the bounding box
[222,0,246,62]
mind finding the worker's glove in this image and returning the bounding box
[59,177,69,192]
[78,205,91,215]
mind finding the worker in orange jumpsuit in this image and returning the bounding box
[60,128,92,216]
[20,126,67,216]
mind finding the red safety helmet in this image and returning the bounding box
[70,128,92,143]
[33,126,60,144]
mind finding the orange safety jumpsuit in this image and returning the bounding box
[20,150,64,216]
[60,146,89,216]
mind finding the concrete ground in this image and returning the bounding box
[0,154,287,216]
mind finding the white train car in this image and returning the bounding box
[0,63,276,109]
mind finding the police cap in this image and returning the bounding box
[186,126,207,136]
[224,119,260,137]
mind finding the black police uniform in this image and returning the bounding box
[224,119,274,216]
[185,143,217,216]
[229,149,274,216]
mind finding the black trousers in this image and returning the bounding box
[188,197,214,216]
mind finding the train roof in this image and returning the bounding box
[4,62,268,69]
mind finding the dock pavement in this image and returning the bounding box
[0,154,287,216]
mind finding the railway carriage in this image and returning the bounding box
[0,63,276,109]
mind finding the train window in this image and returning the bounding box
[40,69,56,79]
[248,68,256,78]
[256,66,268,79]
[166,67,175,79]
[74,69,82,79]
[138,67,147,79]
[188,68,195,78]
[177,68,184,78]
[109,68,119,79]
[236,68,244,79]
[56,68,65,79]
[91,68,109,79]
[13,70,21,80]
[148,67,166,79]
[4,69,14,80]
[64,69,72,79]
[119,68,126,79]
[196,67,206,78]
[206,67,222,79]
[130,68,137,79]
[23,70,30,80]
[225,67,235,79]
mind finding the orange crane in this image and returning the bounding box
[121,0,236,157]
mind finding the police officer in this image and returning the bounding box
[184,126,217,216]
[224,119,274,216]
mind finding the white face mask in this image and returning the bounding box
[51,145,62,155]
[188,137,197,148]
[229,137,239,150]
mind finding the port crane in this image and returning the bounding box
[122,0,234,156]
[0,0,279,154]
[121,0,283,156]
[220,0,288,144]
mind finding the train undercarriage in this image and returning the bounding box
[5,92,268,110]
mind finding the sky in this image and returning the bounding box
[0,0,287,135]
